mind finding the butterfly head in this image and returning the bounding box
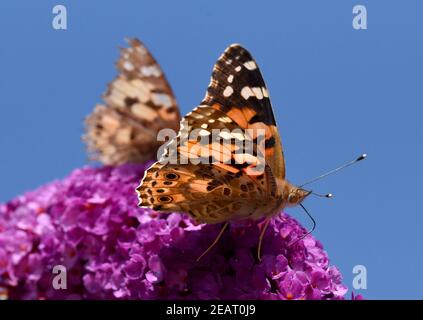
[286,185,311,207]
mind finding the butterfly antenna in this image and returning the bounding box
[300,154,367,188]
[311,192,333,198]
[196,222,229,262]
[288,203,316,247]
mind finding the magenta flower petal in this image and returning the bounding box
[124,254,146,280]
[0,163,350,300]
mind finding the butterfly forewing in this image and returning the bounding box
[203,44,285,180]
[84,38,180,165]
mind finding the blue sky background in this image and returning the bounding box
[1,1,422,299]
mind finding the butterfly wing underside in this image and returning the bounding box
[137,44,285,223]
[84,38,180,165]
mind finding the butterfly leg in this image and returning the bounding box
[196,222,229,262]
[257,217,271,262]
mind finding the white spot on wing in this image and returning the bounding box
[123,61,134,71]
[241,86,253,100]
[234,153,258,164]
[219,131,232,140]
[244,61,257,70]
[198,129,210,136]
[232,132,245,141]
[218,116,232,123]
[235,66,242,72]
[227,75,234,83]
[191,113,204,119]
[262,87,269,97]
[252,87,264,99]
[152,93,172,108]
[141,65,162,77]
[223,86,234,97]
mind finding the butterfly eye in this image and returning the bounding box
[288,194,297,203]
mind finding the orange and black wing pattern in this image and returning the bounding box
[137,44,285,223]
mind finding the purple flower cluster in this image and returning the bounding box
[0,163,348,300]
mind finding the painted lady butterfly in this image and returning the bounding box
[84,38,180,165]
[136,44,314,260]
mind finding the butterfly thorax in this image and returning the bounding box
[244,179,309,221]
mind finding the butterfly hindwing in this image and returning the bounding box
[137,161,279,223]
[84,38,180,165]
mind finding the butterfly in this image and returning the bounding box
[136,44,315,261]
[84,38,180,165]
